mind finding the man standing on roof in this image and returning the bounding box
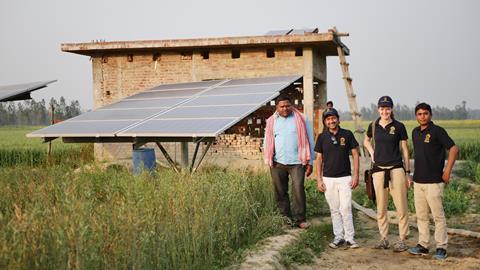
[315,108,360,249]
[408,103,458,260]
[326,101,334,109]
[264,95,315,229]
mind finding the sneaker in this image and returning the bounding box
[373,238,389,249]
[393,241,408,252]
[434,248,448,260]
[297,221,311,229]
[345,240,360,249]
[329,239,345,249]
[408,244,429,256]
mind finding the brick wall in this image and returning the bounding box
[90,46,327,164]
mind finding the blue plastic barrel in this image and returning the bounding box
[132,148,156,174]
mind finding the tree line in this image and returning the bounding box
[338,101,477,120]
[0,97,82,125]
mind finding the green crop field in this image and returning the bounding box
[0,123,479,269]
[0,126,91,167]
[341,120,480,161]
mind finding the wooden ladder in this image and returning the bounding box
[329,27,366,155]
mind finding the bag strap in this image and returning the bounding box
[370,120,376,169]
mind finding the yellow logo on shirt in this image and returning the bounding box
[424,134,431,143]
[340,137,346,146]
[389,126,396,135]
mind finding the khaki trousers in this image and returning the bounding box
[373,167,409,240]
[414,182,448,249]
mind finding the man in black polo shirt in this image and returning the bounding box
[315,108,360,249]
[408,102,459,260]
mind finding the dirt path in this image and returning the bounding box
[298,212,480,270]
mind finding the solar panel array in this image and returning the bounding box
[28,75,301,140]
[0,80,57,102]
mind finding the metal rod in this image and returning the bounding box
[192,141,213,174]
[48,104,54,158]
[156,142,180,174]
[190,142,201,172]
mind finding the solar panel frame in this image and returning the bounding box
[28,75,302,141]
[0,80,57,102]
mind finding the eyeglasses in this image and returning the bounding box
[331,136,338,145]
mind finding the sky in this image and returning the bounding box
[1,0,479,111]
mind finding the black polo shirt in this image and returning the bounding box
[314,127,359,177]
[367,118,408,166]
[412,122,455,183]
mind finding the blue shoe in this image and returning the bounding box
[434,248,447,260]
[408,244,429,256]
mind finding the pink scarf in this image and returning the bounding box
[264,107,311,166]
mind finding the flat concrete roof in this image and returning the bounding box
[61,32,349,56]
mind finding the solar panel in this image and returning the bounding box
[72,108,168,121]
[154,105,256,119]
[125,88,206,100]
[0,80,57,102]
[117,118,236,137]
[102,98,186,110]
[28,75,301,141]
[28,120,138,137]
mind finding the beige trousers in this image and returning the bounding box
[414,182,448,249]
[373,167,409,240]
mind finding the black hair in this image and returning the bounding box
[275,95,291,103]
[415,102,432,114]
[326,100,333,106]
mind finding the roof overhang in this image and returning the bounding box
[61,33,349,56]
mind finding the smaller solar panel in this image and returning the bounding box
[289,28,318,35]
[265,30,292,36]
[0,80,56,102]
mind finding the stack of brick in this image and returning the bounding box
[210,134,263,160]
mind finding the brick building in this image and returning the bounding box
[61,28,349,166]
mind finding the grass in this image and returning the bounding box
[459,160,480,184]
[0,165,284,269]
[279,223,331,267]
[0,126,92,167]
[305,180,330,218]
[352,180,470,217]
[342,120,480,161]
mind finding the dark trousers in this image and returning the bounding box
[270,163,307,223]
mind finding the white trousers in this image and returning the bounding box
[323,176,355,242]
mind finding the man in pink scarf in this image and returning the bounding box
[264,95,315,229]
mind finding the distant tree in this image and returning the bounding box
[0,97,82,126]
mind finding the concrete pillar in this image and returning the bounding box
[180,142,189,168]
[317,81,327,133]
[303,47,314,125]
